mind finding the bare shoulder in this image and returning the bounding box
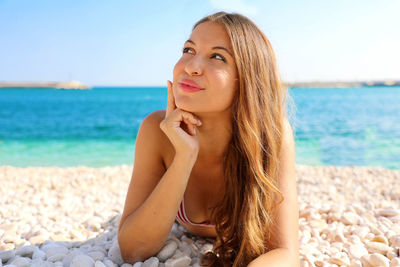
[282,118,295,144]
[142,109,166,129]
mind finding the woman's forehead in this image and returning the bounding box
[189,21,232,50]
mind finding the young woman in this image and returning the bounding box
[118,11,299,267]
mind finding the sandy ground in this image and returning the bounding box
[0,164,399,267]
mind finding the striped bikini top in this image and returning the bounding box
[176,196,215,227]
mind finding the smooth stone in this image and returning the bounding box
[349,259,363,267]
[360,254,372,267]
[387,251,397,260]
[0,250,15,262]
[8,256,32,267]
[390,258,400,267]
[180,246,192,257]
[47,253,65,262]
[329,252,350,266]
[389,235,400,247]
[378,209,400,217]
[121,264,133,267]
[15,245,38,257]
[142,257,159,267]
[29,234,49,245]
[157,240,178,261]
[165,255,191,267]
[353,226,370,239]
[369,253,390,267]
[32,249,46,260]
[349,244,369,258]
[366,241,391,254]
[107,240,123,265]
[372,235,389,245]
[132,262,143,267]
[70,254,95,267]
[0,243,15,251]
[30,259,55,267]
[87,251,105,261]
[46,245,69,259]
[63,250,84,267]
[103,258,117,267]
[190,258,201,265]
[95,261,106,267]
[341,212,361,225]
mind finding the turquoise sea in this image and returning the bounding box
[0,86,399,169]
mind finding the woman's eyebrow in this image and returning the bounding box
[184,39,233,57]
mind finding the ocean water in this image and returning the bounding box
[0,86,399,169]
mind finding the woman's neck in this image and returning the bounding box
[194,109,233,163]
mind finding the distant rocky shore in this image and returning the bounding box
[1,80,399,90]
[0,81,90,90]
[285,80,400,88]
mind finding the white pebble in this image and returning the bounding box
[142,257,159,267]
[47,253,65,262]
[378,209,400,217]
[390,235,400,247]
[0,250,16,262]
[95,261,107,267]
[45,245,68,259]
[88,251,106,261]
[103,258,117,267]
[133,262,143,267]
[366,241,391,254]
[341,212,361,225]
[390,257,400,267]
[30,259,54,267]
[32,249,46,260]
[165,255,191,267]
[8,256,32,267]
[70,254,95,267]
[62,250,83,267]
[15,245,38,257]
[369,253,390,267]
[157,240,178,261]
[329,252,350,266]
[349,244,368,258]
[107,240,123,265]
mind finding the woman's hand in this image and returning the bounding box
[159,80,202,160]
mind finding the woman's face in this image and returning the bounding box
[172,21,238,113]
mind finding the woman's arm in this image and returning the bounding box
[118,111,197,263]
[248,118,300,267]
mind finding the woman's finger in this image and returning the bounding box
[180,111,202,126]
[165,80,176,117]
[181,116,197,136]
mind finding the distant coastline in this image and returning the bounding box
[0,80,399,89]
[285,80,400,88]
[0,81,91,89]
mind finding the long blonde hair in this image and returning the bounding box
[193,12,293,266]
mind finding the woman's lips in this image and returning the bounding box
[179,83,202,92]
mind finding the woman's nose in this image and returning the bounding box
[184,56,203,76]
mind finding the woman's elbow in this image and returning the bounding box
[118,233,160,264]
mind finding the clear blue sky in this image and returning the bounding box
[1,0,399,86]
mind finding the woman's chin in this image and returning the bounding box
[175,102,198,113]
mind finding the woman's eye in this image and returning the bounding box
[212,53,226,62]
[182,47,193,54]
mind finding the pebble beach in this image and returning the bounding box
[0,164,399,267]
